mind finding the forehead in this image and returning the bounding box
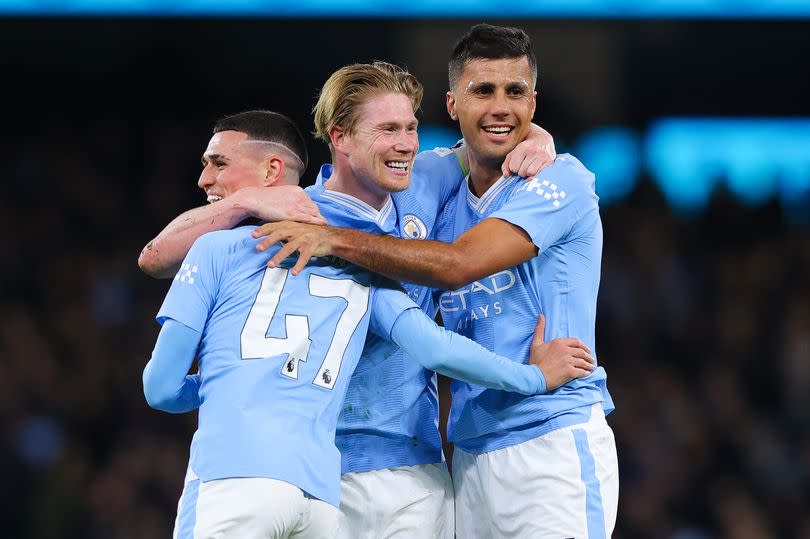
[458,57,534,87]
[204,130,249,155]
[356,92,417,126]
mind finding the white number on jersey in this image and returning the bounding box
[240,267,369,390]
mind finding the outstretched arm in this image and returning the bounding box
[255,217,535,291]
[142,319,202,413]
[138,186,325,278]
[390,309,593,394]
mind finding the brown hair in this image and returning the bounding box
[313,61,423,153]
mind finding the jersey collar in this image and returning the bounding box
[465,174,514,215]
[321,188,394,228]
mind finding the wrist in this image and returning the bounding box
[228,189,256,220]
[326,227,353,259]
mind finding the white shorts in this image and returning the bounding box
[453,404,619,539]
[337,462,454,539]
[173,467,337,539]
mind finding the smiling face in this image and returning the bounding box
[197,130,268,203]
[340,92,419,198]
[447,56,537,172]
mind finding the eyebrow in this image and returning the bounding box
[376,119,419,130]
[201,152,229,165]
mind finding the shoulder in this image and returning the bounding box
[510,154,596,205]
[191,226,259,259]
[534,153,595,193]
[414,146,462,173]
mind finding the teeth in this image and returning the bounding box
[386,161,408,169]
[207,195,222,203]
[484,126,512,134]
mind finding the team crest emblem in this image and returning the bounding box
[402,214,428,239]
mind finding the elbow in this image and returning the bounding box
[142,370,173,411]
[143,387,168,411]
[144,388,175,412]
[138,244,174,279]
[138,245,161,278]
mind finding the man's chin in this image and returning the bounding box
[377,172,411,193]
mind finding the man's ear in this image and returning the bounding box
[446,91,458,121]
[263,156,285,187]
[329,126,349,156]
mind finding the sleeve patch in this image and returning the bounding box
[174,263,199,285]
[517,178,568,207]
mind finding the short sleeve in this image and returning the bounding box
[156,233,225,332]
[367,277,421,342]
[490,155,598,253]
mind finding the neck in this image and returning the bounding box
[325,157,390,211]
[467,154,506,198]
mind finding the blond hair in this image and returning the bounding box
[313,62,423,151]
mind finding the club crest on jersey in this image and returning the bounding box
[402,214,428,239]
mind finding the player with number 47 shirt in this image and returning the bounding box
[142,110,593,539]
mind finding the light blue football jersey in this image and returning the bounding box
[157,226,418,507]
[435,154,615,454]
[311,147,466,473]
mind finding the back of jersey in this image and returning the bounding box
[157,225,401,508]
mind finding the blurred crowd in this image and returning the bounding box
[1,125,808,538]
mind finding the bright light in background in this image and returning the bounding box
[575,127,641,206]
[646,118,810,214]
[417,118,810,223]
[3,0,810,16]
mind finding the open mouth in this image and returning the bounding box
[482,126,514,138]
[385,160,410,173]
[207,194,223,203]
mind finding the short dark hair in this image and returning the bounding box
[213,110,308,171]
[448,24,538,90]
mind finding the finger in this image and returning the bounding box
[301,214,328,226]
[267,240,299,268]
[575,357,595,371]
[531,314,546,346]
[508,152,529,176]
[290,244,315,276]
[570,348,595,364]
[521,156,540,178]
[558,338,591,355]
[256,231,286,252]
[533,155,554,175]
[569,366,593,379]
[293,211,322,226]
[306,208,328,225]
[251,223,276,238]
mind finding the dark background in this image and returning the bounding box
[2,17,809,538]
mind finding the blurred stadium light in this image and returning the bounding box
[3,0,810,17]
[418,119,810,217]
[646,118,810,214]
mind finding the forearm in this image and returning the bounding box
[328,228,474,290]
[138,200,250,278]
[143,319,202,413]
[391,309,547,395]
